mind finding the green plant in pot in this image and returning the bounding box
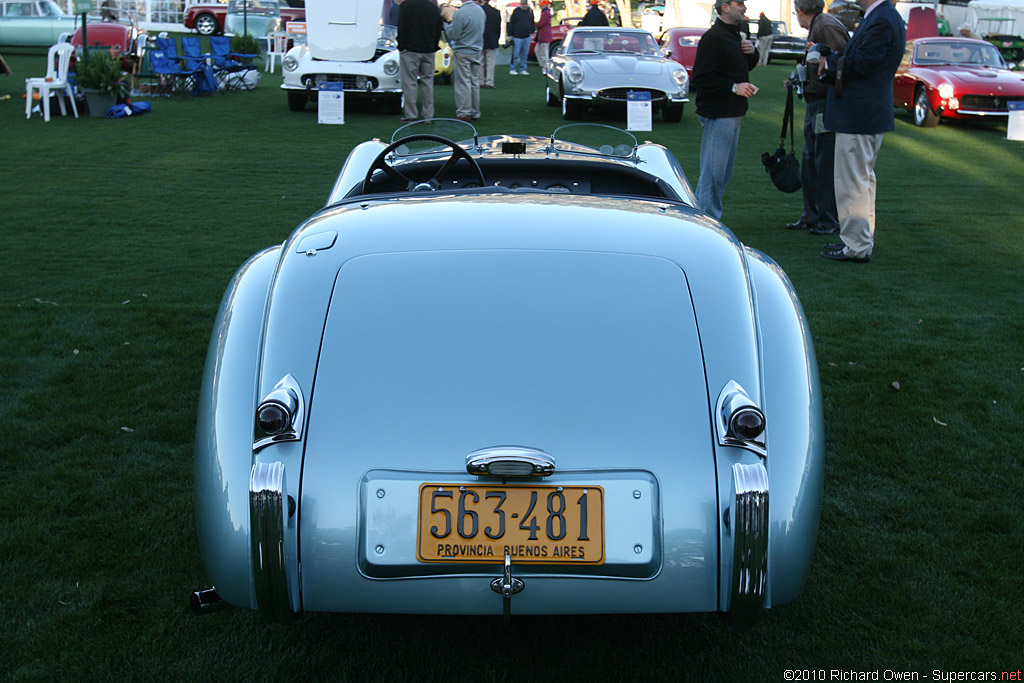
[230,33,262,63]
[75,49,129,116]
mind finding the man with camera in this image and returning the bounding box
[784,0,848,236]
[817,0,905,263]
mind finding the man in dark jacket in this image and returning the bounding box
[580,0,609,26]
[480,0,501,87]
[507,1,535,75]
[398,0,442,122]
[691,0,759,220]
[756,12,773,65]
[818,0,905,262]
[785,0,848,235]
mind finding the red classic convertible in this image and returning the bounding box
[184,0,304,36]
[658,27,706,78]
[893,36,1024,127]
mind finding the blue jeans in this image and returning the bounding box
[511,37,530,72]
[695,115,743,221]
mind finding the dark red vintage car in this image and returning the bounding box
[658,27,705,77]
[893,36,1024,127]
[70,22,144,69]
[184,0,304,36]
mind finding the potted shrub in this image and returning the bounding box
[74,49,128,117]
[229,33,262,65]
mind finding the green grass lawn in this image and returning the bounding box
[1,48,1022,681]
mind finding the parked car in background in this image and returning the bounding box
[282,22,400,113]
[893,36,1024,126]
[546,26,689,122]
[190,118,824,630]
[224,0,281,36]
[184,0,304,35]
[659,26,705,77]
[435,35,452,85]
[0,0,78,48]
[747,19,804,63]
[70,21,144,70]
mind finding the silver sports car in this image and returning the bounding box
[191,120,823,631]
[545,26,690,122]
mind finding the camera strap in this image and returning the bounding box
[779,86,797,154]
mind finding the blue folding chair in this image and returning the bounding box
[178,36,220,95]
[209,35,258,90]
[155,35,178,63]
[180,35,206,70]
[147,49,203,98]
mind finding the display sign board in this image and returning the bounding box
[626,90,652,132]
[1008,101,1024,141]
[317,82,345,125]
[73,0,95,13]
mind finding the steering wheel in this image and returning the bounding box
[361,134,486,194]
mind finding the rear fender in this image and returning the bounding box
[194,246,280,609]
[746,248,825,607]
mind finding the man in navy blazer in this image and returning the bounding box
[818,0,905,263]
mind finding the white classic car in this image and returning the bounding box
[282,24,402,113]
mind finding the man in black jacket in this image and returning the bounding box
[480,0,501,88]
[398,0,442,122]
[691,0,759,220]
[580,0,609,26]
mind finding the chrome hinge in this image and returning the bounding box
[490,553,524,625]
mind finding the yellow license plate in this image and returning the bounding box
[417,483,604,564]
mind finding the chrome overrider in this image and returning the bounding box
[249,461,297,623]
[724,461,770,631]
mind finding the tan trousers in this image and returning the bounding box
[452,49,482,118]
[400,50,435,120]
[834,132,883,259]
[535,42,551,74]
[480,48,496,87]
[757,35,773,66]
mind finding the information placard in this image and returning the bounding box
[626,91,652,132]
[318,83,344,125]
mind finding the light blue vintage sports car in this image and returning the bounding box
[0,0,78,49]
[191,120,824,631]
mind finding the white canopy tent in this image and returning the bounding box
[967,0,1024,34]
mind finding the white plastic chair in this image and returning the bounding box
[265,31,288,72]
[25,42,78,122]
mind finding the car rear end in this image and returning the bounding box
[195,187,821,627]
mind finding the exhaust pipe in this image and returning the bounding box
[190,588,230,616]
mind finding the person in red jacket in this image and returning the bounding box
[535,0,553,75]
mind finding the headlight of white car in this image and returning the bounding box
[566,62,584,85]
[672,68,688,88]
[937,82,954,99]
[383,56,399,76]
[283,55,298,72]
